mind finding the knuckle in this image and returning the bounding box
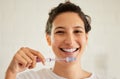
[13,53,18,59]
[28,60,32,64]
[20,47,28,51]
[20,47,25,50]
[17,50,24,55]
[32,63,36,68]
[36,52,40,56]
[24,61,27,65]
[25,47,29,49]
[33,65,36,68]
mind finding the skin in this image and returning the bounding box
[5,12,91,79]
[5,47,45,79]
[46,12,91,79]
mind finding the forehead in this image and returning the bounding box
[52,12,84,29]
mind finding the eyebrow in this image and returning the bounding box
[74,26,84,29]
[54,26,65,30]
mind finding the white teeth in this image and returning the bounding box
[62,48,77,53]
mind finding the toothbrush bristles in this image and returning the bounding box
[66,57,76,62]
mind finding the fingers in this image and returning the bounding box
[18,50,32,65]
[14,53,28,68]
[7,47,45,74]
[26,47,45,65]
[28,56,37,69]
[15,47,45,68]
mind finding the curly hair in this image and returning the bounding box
[45,1,91,35]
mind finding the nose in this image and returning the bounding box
[64,33,75,46]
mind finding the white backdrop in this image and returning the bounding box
[0,0,120,79]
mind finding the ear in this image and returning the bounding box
[46,34,51,46]
[86,33,89,44]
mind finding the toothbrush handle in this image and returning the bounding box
[45,58,55,62]
[46,58,65,62]
[36,58,56,62]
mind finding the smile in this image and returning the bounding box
[60,48,79,53]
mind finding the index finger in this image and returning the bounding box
[26,47,45,65]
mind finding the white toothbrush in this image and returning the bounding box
[37,57,76,63]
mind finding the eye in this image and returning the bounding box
[55,31,65,34]
[74,30,83,33]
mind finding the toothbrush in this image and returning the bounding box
[36,57,76,63]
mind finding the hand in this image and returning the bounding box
[6,47,45,74]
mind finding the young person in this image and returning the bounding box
[5,1,107,79]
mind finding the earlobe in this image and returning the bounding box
[46,34,51,46]
[86,33,89,44]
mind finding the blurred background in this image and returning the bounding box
[0,0,120,79]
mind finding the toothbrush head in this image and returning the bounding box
[66,57,76,62]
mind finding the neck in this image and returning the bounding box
[53,61,91,79]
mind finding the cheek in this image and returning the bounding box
[51,35,62,47]
[79,36,87,46]
[51,36,63,56]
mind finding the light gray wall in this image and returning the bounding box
[0,0,120,79]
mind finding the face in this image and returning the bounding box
[46,12,88,61]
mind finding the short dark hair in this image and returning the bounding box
[45,1,91,35]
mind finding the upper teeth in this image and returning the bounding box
[62,48,77,53]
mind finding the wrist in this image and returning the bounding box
[5,68,17,79]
